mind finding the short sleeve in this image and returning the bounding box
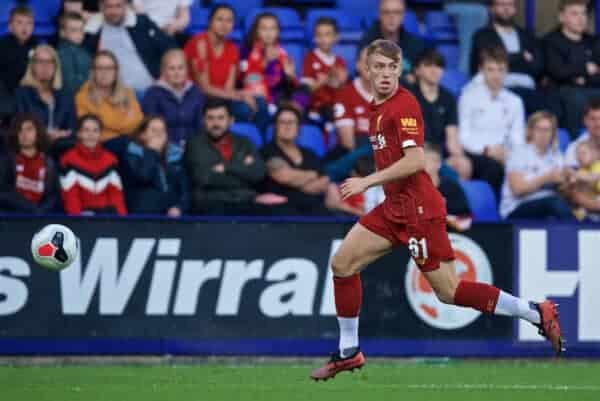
[393,94,425,149]
[333,87,355,128]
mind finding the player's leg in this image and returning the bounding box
[424,260,564,355]
[331,222,392,353]
[311,214,394,381]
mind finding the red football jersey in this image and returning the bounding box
[301,49,347,111]
[184,32,240,89]
[369,86,447,223]
[333,78,373,137]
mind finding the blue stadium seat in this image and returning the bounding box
[440,68,467,97]
[460,180,500,222]
[185,4,210,35]
[305,9,363,44]
[436,44,459,69]
[213,0,262,22]
[362,8,420,36]
[557,128,571,153]
[266,124,326,158]
[231,122,264,149]
[29,0,61,37]
[281,43,304,77]
[0,1,16,36]
[245,7,304,42]
[425,11,457,42]
[333,44,358,76]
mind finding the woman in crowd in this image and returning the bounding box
[183,4,269,132]
[15,45,75,142]
[142,49,204,145]
[500,111,573,220]
[0,114,59,214]
[75,50,143,142]
[60,114,127,216]
[261,105,359,216]
[120,116,190,216]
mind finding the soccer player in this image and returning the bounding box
[310,39,564,381]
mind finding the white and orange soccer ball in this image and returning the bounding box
[31,224,78,271]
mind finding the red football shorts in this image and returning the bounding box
[358,203,455,272]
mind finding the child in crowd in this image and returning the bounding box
[0,5,37,94]
[60,114,127,216]
[301,17,348,123]
[241,13,301,108]
[57,12,92,96]
[573,140,600,220]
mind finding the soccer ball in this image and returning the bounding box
[31,224,79,271]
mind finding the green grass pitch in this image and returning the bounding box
[2,360,599,401]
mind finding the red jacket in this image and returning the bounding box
[59,142,127,215]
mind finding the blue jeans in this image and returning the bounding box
[507,196,574,220]
[444,3,489,75]
[231,96,270,135]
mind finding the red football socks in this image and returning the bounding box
[334,274,362,317]
[454,280,500,314]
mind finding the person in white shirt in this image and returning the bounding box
[450,45,525,195]
[500,111,573,220]
[133,0,191,37]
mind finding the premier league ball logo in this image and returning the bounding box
[405,234,493,330]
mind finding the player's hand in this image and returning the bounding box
[212,163,225,173]
[340,177,369,200]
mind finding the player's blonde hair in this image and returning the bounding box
[366,39,402,63]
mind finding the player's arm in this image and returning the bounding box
[340,146,424,199]
[365,146,425,187]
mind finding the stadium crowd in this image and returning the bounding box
[1,0,600,223]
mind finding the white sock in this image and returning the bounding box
[338,317,359,357]
[495,291,541,324]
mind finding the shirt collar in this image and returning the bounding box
[314,48,336,66]
[353,78,373,103]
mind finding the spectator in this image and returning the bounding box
[543,0,600,138]
[570,140,600,220]
[121,116,190,216]
[424,142,472,230]
[262,105,356,216]
[183,4,269,133]
[470,0,551,116]
[0,5,37,94]
[84,0,176,93]
[16,45,76,142]
[0,114,59,214]
[333,47,373,150]
[142,49,204,145]
[241,13,301,109]
[500,111,573,220]
[444,0,489,75]
[409,49,469,172]
[75,50,144,141]
[57,12,92,96]
[62,0,93,22]
[359,0,426,82]
[565,97,600,166]
[455,46,525,194]
[184,98,267,215]
[60,114,127,216]
[133,0,191,38]
[301,17,348,123]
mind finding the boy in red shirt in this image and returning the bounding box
[302,17,348,123]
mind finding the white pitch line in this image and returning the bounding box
[407,384,600,392]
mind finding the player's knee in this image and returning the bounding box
[331,252,357,277]
[434,287,455,304]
